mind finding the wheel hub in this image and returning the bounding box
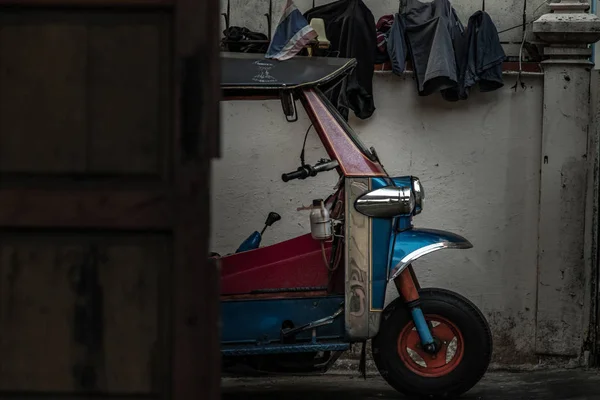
[397,314,464,378]
[421,339,440,355]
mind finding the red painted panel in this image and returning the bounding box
[300,89,386,177]
[221,290,328,301]
[220,233,332,295]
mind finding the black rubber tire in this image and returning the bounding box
[372,288,492,399]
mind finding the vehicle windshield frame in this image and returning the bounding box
[312,89,376,162]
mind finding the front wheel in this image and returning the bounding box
[372,288,492,399]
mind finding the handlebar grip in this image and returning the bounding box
[282,167,309,182]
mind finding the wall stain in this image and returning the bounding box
[486,311,537,365]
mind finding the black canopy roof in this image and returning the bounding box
[220,52,356,94]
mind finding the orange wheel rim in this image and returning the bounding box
[397,314,464,378]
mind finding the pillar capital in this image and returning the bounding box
[533,0,600,63]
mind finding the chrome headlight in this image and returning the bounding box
[355,186,415,218]
[411,176,425,215]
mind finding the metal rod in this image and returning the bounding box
[221,0,230,30]
[221,39,321,45]
[374,69,543,77]
[593,0,597,63]
[221,39,269,44]
[281,305,344,337]
[265,0,273,41]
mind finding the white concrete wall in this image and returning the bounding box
[213,72,544,364]
[216,0,552,365]
[219,0,551,57]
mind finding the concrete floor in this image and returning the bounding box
[222,369,600,399]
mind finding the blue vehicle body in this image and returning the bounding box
[356,176,472,315]
[219,53,491,396]
[235,231,262,253]
[221,296,348,356]
[221,176,472,356]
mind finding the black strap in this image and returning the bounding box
[482,0,485,11]
[300,124,313,167]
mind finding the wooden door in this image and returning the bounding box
[0,1,220,399]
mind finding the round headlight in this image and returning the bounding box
[411,176,424,215]
[355,186,415,218]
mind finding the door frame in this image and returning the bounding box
[172,0,221,398]
[0,0,221,398]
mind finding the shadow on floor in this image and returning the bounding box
[222,370,600,400]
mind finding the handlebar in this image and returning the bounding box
[282,160,339,182]
[282,167,310,182]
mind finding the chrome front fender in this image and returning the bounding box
[388,228,473,281]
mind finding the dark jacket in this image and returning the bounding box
[461,10,506,97]
[305,0,377,119]
[389,0,505,101]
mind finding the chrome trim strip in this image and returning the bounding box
[344,178,372,340]
[388,241,472,281]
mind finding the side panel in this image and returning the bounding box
[220,233,331,295]
[371,217,392,311]
[345,178,373,339]
[221,296,345,345]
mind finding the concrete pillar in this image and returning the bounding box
[533,0,600,358]
[587,69,600,365]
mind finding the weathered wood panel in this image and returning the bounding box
[0,18,87,173]
[87,15,168,175]
[99,239,168,392]
[0,189,171,229]
[0,240,79,391]
[0,1,220,398]
[0,234,168,392]
[0,11,170,177]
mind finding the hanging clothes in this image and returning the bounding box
[375,14,394,64]
[401,0,465,96]
[304,0,377,120]
[387,13,408,76]
[388,0,505,101]
[442,9,505,101]
[461,10,506,96]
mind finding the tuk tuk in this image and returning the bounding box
[216,51,492,398]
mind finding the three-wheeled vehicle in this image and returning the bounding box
[216,51,492,398]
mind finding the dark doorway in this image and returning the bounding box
[0,0,220,399]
